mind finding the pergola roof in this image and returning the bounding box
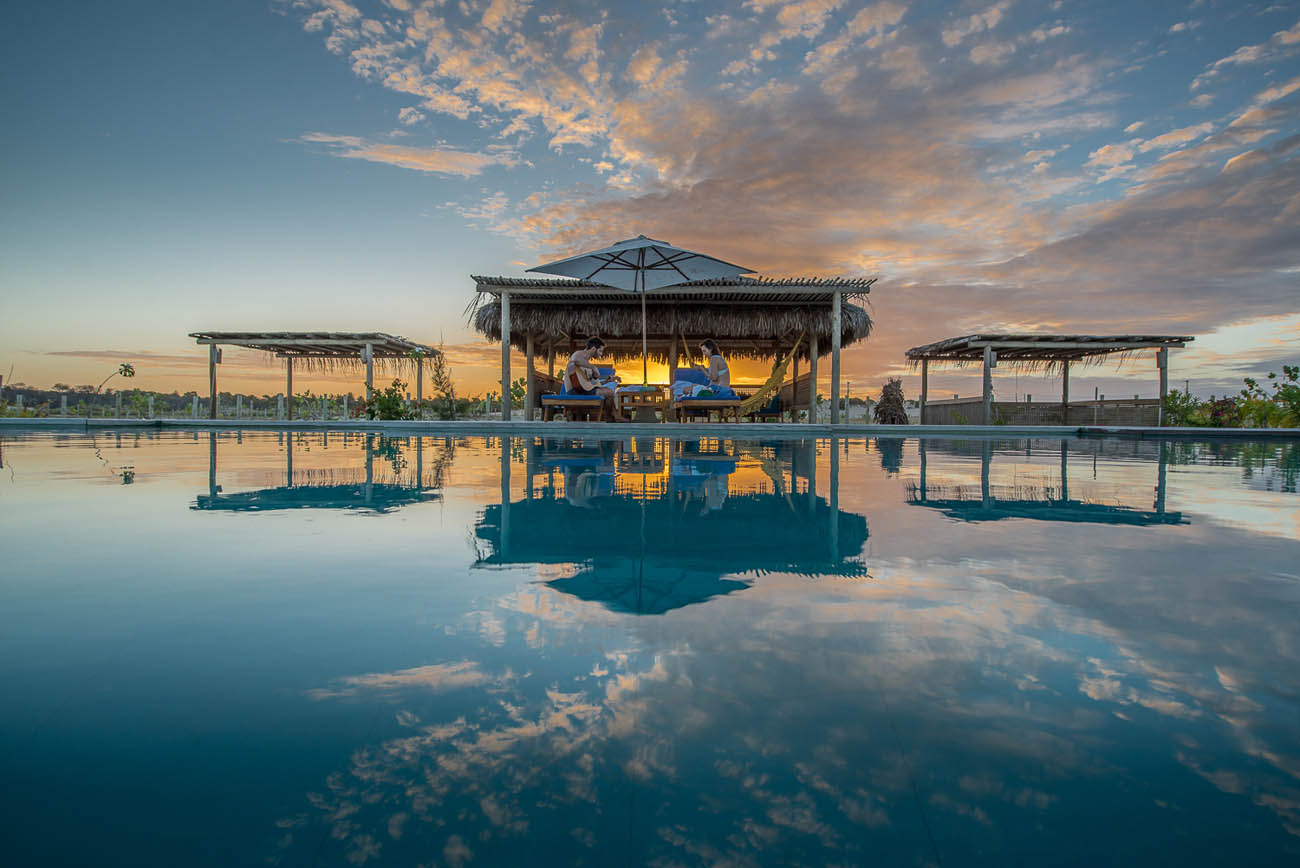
[474,274,876,301]
[190,331,437,359]
[906,333,1192,366]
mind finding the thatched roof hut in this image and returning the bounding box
[472,274,875,422]
[471,276,874,362]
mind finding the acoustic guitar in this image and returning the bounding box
[567,364,602,393]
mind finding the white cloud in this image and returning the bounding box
[941,0,1012,47]
[299,132,519,176]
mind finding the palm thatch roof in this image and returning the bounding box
[471,276,874,362]
[905,334,1191,372]
[189,331,439,373]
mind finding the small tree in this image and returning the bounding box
[429,346,457,420]
[873,378,909,424]
[510,376,526,409]
[360,378,417,420]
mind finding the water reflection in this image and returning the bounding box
[910,439,1185,525]
[2,432,1298,866]
[193,431,444,513]
[473,437,870,613]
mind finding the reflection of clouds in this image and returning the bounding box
[306,661,497,699]
[279,449,1300,861]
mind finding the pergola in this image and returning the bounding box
[189,332,438,419]
[905,334,1193,425]
[471,275,875,422]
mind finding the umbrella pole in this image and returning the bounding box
[640,262,649,386]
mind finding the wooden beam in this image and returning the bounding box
[830,291,841,425]
[961,340,1186,351]
[525,330,535,422]
[790,343,800,422]
[982,345,994,425]
[500,291,511,421]
[808,333,819,424]
[1157,347,1168,427]
[475,285,869,299]
[285,357,294,420]
[416,354,423,418]
[1061,360,1070,425]
[364,343,374,402]
[208,344,218,419]
[920,359,928,425]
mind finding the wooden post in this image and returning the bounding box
[208,344,218,419]
[791,344,801,423]
[829,435,839,561]
[830,291,842,425]
[285,357,294,420]
[982,345,994,425]
[208,431,217,497]
[547,341,556,378]
[364,343,374,403]
[920,359,929,425]
[525,330,535,422]
[1157,347,1168,427]
[416,355,424,419]
[667,339,679,422]
[500,291,511,422]
[1061,361,1070,425]
[808,334,819,424]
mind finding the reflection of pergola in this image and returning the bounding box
[906,334,1193,425]
[192,431,438,513]
[908,439,1184,525]
[471,276,874,422]
[188,332,438,419]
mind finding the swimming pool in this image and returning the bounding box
[1,431,1297,866]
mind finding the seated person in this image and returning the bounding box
[565,337,627,421]
[673,339,737,400]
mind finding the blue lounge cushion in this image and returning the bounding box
[673,368,709,386]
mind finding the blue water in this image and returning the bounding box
[1,431,1298,866]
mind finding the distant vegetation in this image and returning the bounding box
[1163,366,1299,428]
[873,378,909,424]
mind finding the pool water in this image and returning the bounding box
[1,431,1297,866]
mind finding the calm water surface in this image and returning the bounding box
[1,431,1298,866]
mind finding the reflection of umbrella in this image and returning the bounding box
[527,235,752,384]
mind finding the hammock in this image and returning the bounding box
[739,332,805,416]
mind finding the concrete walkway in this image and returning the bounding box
[2,417,1297,440]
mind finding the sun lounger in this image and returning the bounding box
[540,366,617,421]
[671,368,741,422]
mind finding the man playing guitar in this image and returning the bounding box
[565,337,626,421]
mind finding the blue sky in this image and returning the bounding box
[2,0,1297,397]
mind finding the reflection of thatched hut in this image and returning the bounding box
[471,276,874,422]
[475,490,869,607]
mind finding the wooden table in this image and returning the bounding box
[618,387,667,422]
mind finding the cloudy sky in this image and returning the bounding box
[2,0,1297,398]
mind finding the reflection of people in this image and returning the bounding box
[565,337,627,421]
[563,467,601,508]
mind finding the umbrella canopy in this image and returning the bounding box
[527,235,752,290]
[527,236,754,384]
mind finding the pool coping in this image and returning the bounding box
[2,417,1297,440]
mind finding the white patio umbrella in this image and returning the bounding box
[527,235,753,385]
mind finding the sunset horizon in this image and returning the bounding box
[3,0,1297,401]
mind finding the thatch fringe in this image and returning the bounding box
[259,354,425,376]
[472,301,872,362]
[905,350,1150,375]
